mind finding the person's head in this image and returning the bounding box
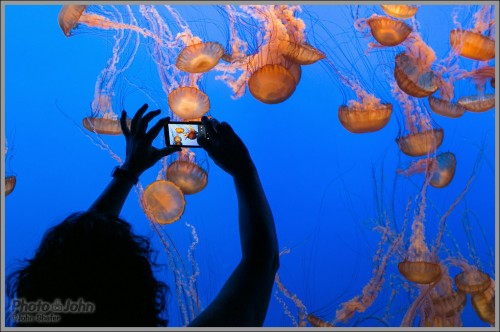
[7,211,168,327]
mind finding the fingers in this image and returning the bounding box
[197,136,215,155]
[137,109,161,136]
[120,110,130,138]
[145,117,168,145]
[130,103,148,135]
[202,116,220,139]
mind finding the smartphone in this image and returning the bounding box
[165,122,207,148]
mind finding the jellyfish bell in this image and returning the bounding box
[176,41,224,73]
[398,260,442,284]
[58,5,87,37]
[82,115,131,135]
[380,5,418,19]
[428,96,466,118]
[283,41,326,65]
[457,94,495,113]
[248,64,297,104]
[470,278,495,325]
[450,29,495,61]
[429,152,456,188]
[338,102,392,133]
[396,128,444,157]
[394,52,438,98]
[454,269,491,294]
[166,150,208,195]
[168,87,210,120]
[142,180,186,225]
[5,175,16,196]
[367,16,412,47]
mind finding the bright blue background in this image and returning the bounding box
[3,4,496,327]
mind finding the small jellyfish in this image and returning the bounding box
[283,41,326,65]
[176,41,224,73]
[168,87,210,120]
[82,113,131,136]
[396,128,444,157]
[174,136,182,145]
[398,260,442,284]
[454,269,491,294]
[142,180,186,224]
[175,127,185,134]
[167,150,208,195]
[450,29,495,61]
[471,278,495,325]
[380,5,418,19]
[338,102,392,134]
[398,152,457,188]
[5,175,16,196]
[58,5,87,36]
[394,52,438,98]
[457,94,495,113]
[367,16,412,47]
[248,64,297,104]
[184,127,198,140]
[428,96,466,118]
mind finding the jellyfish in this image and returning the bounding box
[5,175,16,196]
[338,97,392,134]
[174,136,182,145]
[366,16,412,47]
[457,94,495,113]
[454,269,491,294]
[470,278,495,325]
[428,96,466,118]
[57,5,162,43]
[176,42,224,73]
[175,127,185,133]
[166,149,208,195]
[142,179,186,224]
[394,52,438,98]
[393,84,443,157]
[397,152,457,188]
[184,126,198,140]
[380,5,418,19]
[168,87,210,120]
[449,5,495,61]
[214,5,324,104]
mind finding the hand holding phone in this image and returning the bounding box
[164,121,208,148]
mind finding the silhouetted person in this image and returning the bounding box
[7,104,279,327]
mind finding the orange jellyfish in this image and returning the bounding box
[380,5,418,19]
[176,42,224,73]
[174,136,182,145]
[142,179,186,224]
[450,5,495,61]
[184,126,198,140]
[450,29,495,61]
[471,278,495,325]
[428,96,466,118]
[58,5,161,42]
[166,149,208,195]
[455,269,491,294]
[366,16,412,47]
[393,84,444,157]
[338,97,393,134]
[248,64,297,104]
[5,175,16,196]
[175,127,185,134]
[397,152,457,188]
[394,52,438,98]
[168,87,210,120]
[398,261,442,284]
[214,5,322,104]
[457,94,495,113]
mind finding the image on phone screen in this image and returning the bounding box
[165,122,206,148]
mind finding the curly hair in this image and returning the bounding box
[6,211,169,327]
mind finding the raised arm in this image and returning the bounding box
[189,117,279,327]
[88,104,180,216]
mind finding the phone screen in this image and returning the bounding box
[165,122,206,147]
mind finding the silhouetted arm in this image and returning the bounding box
[189,117,279,327]
[88,104,180,217]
